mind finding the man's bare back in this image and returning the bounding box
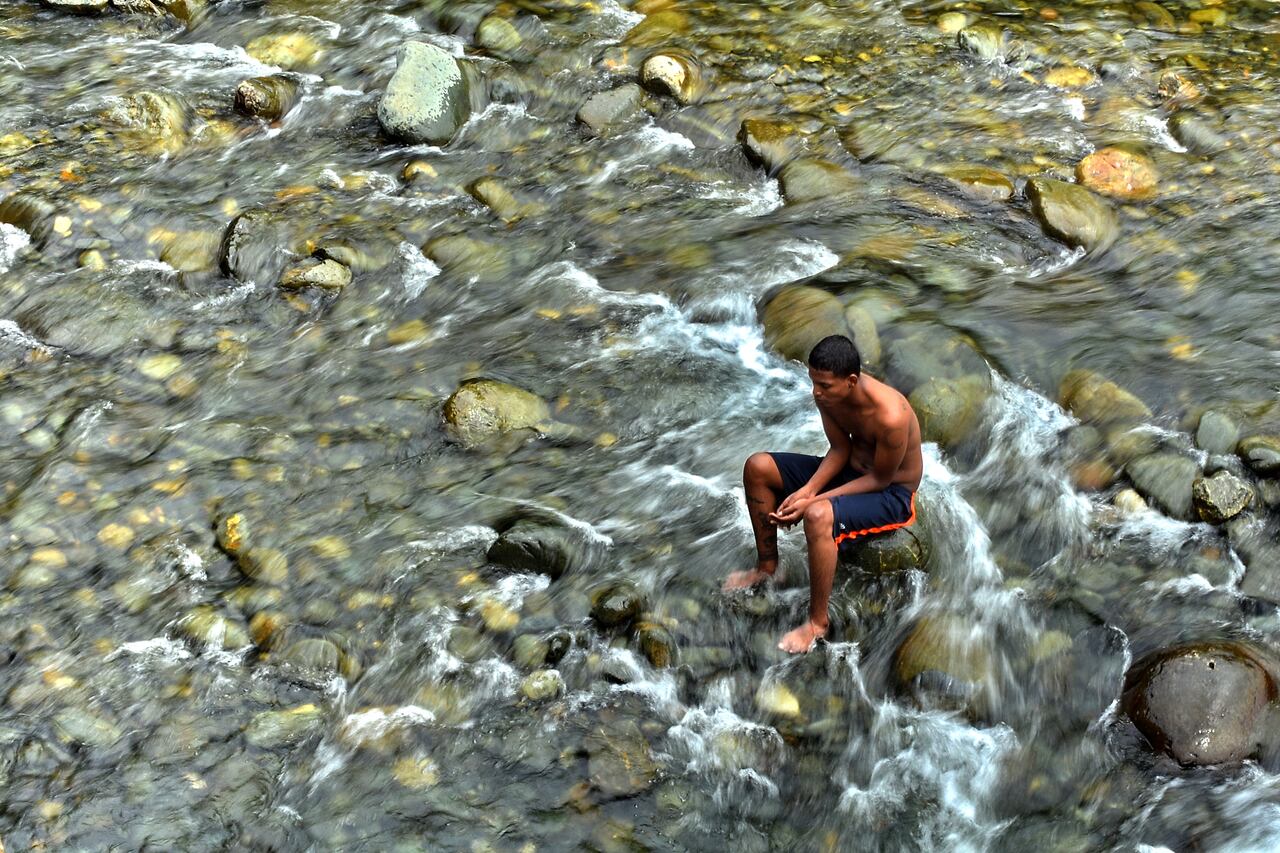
[723,334,924,654]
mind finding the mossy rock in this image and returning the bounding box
[909,374,991,450]
[761,285,847,363]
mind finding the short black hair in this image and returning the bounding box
[808,335,861,376]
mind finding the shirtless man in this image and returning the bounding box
[724,334,923,654]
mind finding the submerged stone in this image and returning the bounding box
[521,669,564,701]
[244,703,326,748]
[778,158,857,204]
[1238,435,1280,477]
[740,118,805,175]
[942,166,1014,202]
[1026,178,1118,253]
[234,75,300,121]
[378,42,474,145]
[1196,410,1241,456]
[1122,643,1276,766]
[585,720,658,797]
[1058,370,1150,427]
[245,32,321,70]
[487,519,578,579]
[443,379,551,446]
[1126,453,1199,521]
[577,85,645,137]
[591,582,644,628]
[279,258,352,290]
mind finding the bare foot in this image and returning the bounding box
[778,620,827,654]
[722,569,774,591]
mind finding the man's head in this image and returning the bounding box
[807,335,861,405]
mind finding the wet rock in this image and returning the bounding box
[521,669,564,701]
[1122,643,1276,766]
[487,519,578,579]
[839,120,919,165]
[1114,488,1148,515]
[1043,66,1095,89]
[585,720,658,797]
[1196,410,1240,456]
[378,42,474,145]
[53,708,122,747]
[1238,436,1280,477]
[279,258,352,290]
[910,374,991,450]
[244,703,325,748]
[641,52,698,104]
[636,622,675,668]
[1076,148,1157,200]
[546,630,572,665]
[591,582,644,628]
[1025,178,1118,253]
[100,91,189,156]
[1058,370,1150,427]
[778,158,857,204]
[159,230,220,273]
[0,193,58,248]
[936,12,968,33]
[220,208,289,285]
[843,303,880,367]
[176,606,251,650]
[1126,453,1198,520]
[423,234,510,278]
[512,634,549,669]
[755,682,800,718]
[1192,471,1252,524]
[761,285,846,363]
[894,614,990,710]
[468,177,541,223]
[1168,112,1230,155]
[840,525,927,574]
[215,512,250,556]
[884,327,987,394]
[740,118,805,175]
[442,379,551,446]
[957,25,1008,61]
[623,9,688,48]
[476,16,523,54]
[237,547,289,584]
[245,32,321,70]
[577,85,645,137]
[234,75,300,121]
[942,166,1014,202]
[1233,521,1280,605]
[277,636,360,682]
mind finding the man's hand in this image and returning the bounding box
[770,490,814,527]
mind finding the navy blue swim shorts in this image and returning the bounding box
[767,451,916,549]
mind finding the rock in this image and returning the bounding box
[215,512,249,556]
[936,12,968,32]
[475,16,523,54]
[478,597,518,633]
[423,234,509,278]
[42,0,108,13]
[244,703,325,748]
[512,634,549,669]
[840,525,927,574]
[487,519,578,579]
[740,118,805,175]
[1025,178,1118,253]
[447,625,494,663]
[910,375,991,450]
[641,53,698,104]
[278,636,360,681]
[237,547,289,584]
[177,606,251,650]
[279,258,352,290]
[1197,410,1241,455]
[468,177,540,223]
[100,91,189,156]
[378,42,474,145]
[1114,488,1148,514]
[1076,148,1157,200]
[839,120,918,165]
[761,286,847,363]
[636,622,675,668]
[1058,370,1150,427]
[442,379,551,446]
[755,682,801,718]
[53,709,122,747]
[159,230,220,273]
[842,303,880,367]
[1168,112,1230,155]
[577,85,645,137]
[585,720,658,797]
[957,25,1007,61]
[521,669,564,701]
[234,76,300,121]
[245,33,321,70]
[895,614,990,692]
[1126,453,1199,520]
[219,208,289,285]
[884,328,987,394]
[1043,66,1095,88]
[1238,436,1280,477]
[1192,471,1252,524]
[623,9,689,47]
[1122,643,1276,766]
[591,582,644,628]
[941,166,1014,202]
[778,158,857,204]
[0,193,58,247]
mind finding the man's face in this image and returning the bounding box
[808,367,855,406]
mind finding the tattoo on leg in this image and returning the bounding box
[758,545,779,561]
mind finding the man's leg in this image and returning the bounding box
[723,452,784,590]
[778,499,835,653]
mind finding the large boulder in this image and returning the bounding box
[1192,471,1252,524]
[442,379,550,446]
[1126,452,1199,520]
[1238,435,1280,478]
[1025,178,1118,253]
[1058,369,1150,427]
[1122,643,1276,766]
[884,328,987,394]
[378,42,475,145]
[909,374,991,450]
[761,286,847,363]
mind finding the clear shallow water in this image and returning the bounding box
[1,0,1280,849]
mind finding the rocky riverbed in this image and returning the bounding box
[2,0,1280,849]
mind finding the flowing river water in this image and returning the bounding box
[2,0,1280,850]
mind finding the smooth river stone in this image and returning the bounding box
[378,42,473,145]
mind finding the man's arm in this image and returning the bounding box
[814,417,908,500]
[771,410,852,522]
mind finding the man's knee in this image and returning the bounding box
[744,452,776,484]
[802,499,833,532]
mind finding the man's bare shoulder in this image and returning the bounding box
[866,376,915,429]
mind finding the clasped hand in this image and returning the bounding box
[769,489,816,527]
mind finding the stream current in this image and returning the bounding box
[2,0,1280,850]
